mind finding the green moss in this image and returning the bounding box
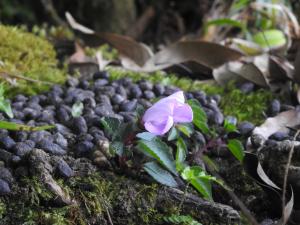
[0,199,6,219]
[0,25,66,96]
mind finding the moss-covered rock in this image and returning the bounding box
[0,25,66,96]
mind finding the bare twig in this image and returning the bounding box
[0,72,54,85]
[281,129,300,224]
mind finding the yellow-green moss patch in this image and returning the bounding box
[0,25,66,96]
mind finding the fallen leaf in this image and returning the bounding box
[276,189,294,225]
[257,162,281,190]
[253,108,300,140]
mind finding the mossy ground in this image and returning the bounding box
[0,172,175,225]
[0,25,66,96]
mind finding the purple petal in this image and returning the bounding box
[143,100,175,122]
[158,91,185,105]
[144,116,174,135]
[173,104,193,123]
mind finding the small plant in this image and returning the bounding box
[101,91,246,202]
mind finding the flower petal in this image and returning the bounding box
[173,104,193,123]
[144,116,174,135]
[143,100,175,122]
[159,91,185,105]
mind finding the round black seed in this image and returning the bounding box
[11,155,21,165]
[93,71,109,80]
[12,131,28,142]
[94,79,109,88]
[72,116,88,134]
[14,94,28,103]
[0,136,16,150]
[96,95,111,106]
[24,107,41,120]
[51,85,64,96]
[269,131,289,141]
[29,131,53,143]
[38,140,66,155]
[56,160,74,178]
[74,141,94,157]
[53,133,68,149]
[193,91,207,105]
[238,122,255,136]
[120,99,137,112]
[115,85,127,98]
[95,104,114,117]
[0,167,14,184]
[14,142,34,157]
[269,99,280,116]
[239,82,255,94]
[12,102,24,110]
[153,84,165,96]
[0,149,12,164]
[111,94,125,105]
[79,80,90,89]
[129,85,143,98]
[119,111,136,122]
[66,77,79,87]
[139,80,153,91]
[185,92,194,100]
[211,94,221,104]
[0,179,10,195]
[144,91,155,100]
[83,97,96,108]
[138,99,152,108]
[57,107,71,124]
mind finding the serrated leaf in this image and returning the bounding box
[101,117,123,138]
[110,141,124,156]
[188,99,210,135]
[227,139,245,162]
[71,101,84,117]
[0,121,54,131]
[138,138,177,175]
[144,161,178,187]
[136,132,156,141]
[253,29,286,49]
[176,137,187,164]
[176,123,194,137]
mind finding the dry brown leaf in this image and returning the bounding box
[253,108,300,140]
[213,59,268,87]
[66,12,244,74]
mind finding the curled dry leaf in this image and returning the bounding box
[253,108,300,140]
[213,57,268,87]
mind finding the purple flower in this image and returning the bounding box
[142,91,193,135]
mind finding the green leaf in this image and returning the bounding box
[227,139,245,162]
[176,137,187,164]
[136,132,156,141]
[144,161,178,188]
[71,101,84,117]
[176,123,194,137]
[101,117,123,139]
[253,29,286,49]
[0,99,13,119]
[188,99,210,135]
[181,166,213,200]
[167,127,178,141]
[164,214,202,225]
[0,121,54,131]
[138,138,177,175]
[206,18,247,33]
[0,84,13,118]
[110,141,124,156]
[223,119,237,133]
